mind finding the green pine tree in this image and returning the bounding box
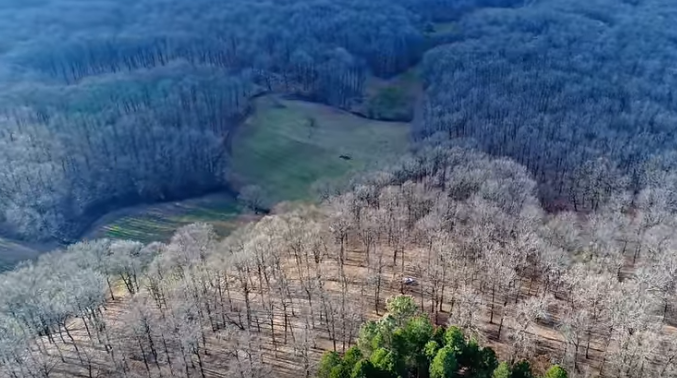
[430,346,458,378]
[543,365,568,378]
[444,326,466,353]
[318,351,344,378]
[492,362,511,378]
[512,360,534,378]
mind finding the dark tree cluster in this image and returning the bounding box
[317,295,563,378]
[0,65,252,241]
[5,0,431,95]
[416,0,677,210]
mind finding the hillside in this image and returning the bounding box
[2,1,677,378]
[2,144,677,378]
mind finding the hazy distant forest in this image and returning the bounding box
[2,0,677,377]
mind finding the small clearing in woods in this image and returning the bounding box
[430,21,458,36]
[230,95,410,201]
[350,68,422,121]
[0,195,245,271]
[86,95,411,242]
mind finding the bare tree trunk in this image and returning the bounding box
[490,284,496,324]
[106,278,116,300]
[161,333,174,376]
[195,349,207,378]
[137,336,152,378]
[63,323,84,365]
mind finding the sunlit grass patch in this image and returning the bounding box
[231,95,410,202]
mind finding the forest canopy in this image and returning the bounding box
[2,0,675,242]
[2,0,677,376]
[2,141,677,377]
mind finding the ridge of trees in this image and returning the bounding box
[0,65,252,241]
[1,142,677,377]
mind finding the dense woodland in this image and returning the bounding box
[4,0,675,240]
[317,295,569,378]
[3,0,677,377]
[417,0,677,208]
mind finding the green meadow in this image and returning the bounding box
[231,95,410,201]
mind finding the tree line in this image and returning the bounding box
[0,0,544,242]
[1,142,676,377]
[3,0,672,247]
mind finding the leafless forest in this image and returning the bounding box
[2,143,677,378]
[2,0,677,377]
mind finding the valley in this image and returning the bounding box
[0,94,411,271]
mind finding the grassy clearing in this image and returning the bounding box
[352,68,422,122]
[231,95,410,202]
[2,195,242,270]
[3,96,411,265]
[429,21,458,36]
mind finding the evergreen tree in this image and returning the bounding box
[370,348,399,377]
[511,360,534,378]
[424,340,441,362]
[543,365,568,378]
[386,295,419,326]
[319,351,344,378]
[430,346,458,378]
[492,362,512,378]
[444,326,466,352]
[351,359,376,378]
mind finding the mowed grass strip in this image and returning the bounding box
[90,195,241,243]
[231,96,410,201]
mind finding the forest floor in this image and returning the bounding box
[26,238,627,378]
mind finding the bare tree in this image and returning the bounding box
[448,285,483,341]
